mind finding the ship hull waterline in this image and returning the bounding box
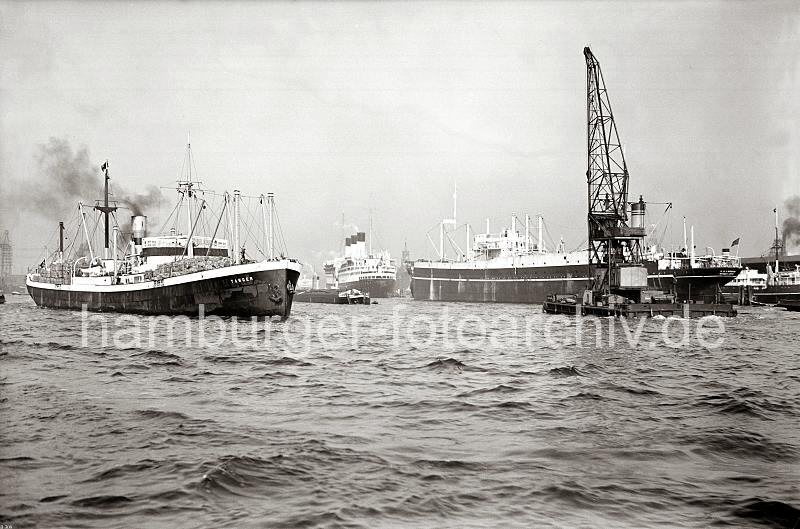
[27,262,301,320]
[411,264,590,304]
[337,278,396,298]
[750,287,800,305]
[410,264,738,304]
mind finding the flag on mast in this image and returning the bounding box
[731,238,740,247]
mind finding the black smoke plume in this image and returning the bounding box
[13,138,164,229]
[120,188,163,217]
[783,195,800,253]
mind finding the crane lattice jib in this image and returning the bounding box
[585,47,629,226]
[583,47,646,298]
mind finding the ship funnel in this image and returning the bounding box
[131,215,147,255]
[630,195,646,229]
[356,232,366,258]
[344,235,352,258]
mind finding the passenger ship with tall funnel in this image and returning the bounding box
[26,143,301,319]
[323,232,397,297]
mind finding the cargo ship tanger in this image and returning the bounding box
[26,143,301,319]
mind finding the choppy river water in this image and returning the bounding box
[1,296,798,528]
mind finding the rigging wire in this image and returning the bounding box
[65,221,84,259]
[53,207,82,259]
[34,225,60,266]
[239,198,266,259]
[569,237,589,253]
[157,195,183,236]
[272,201,289,257]
[542,220,560,252]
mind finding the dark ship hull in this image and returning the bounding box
[293,289,343,303]
[645,265,740,303]
[294,288,370,304]
[778,299,800,311]
[27,263,300,319]
[410,263,590,303]
[410,261,739,304]
[751,286,800,305]
[339,278,396,298]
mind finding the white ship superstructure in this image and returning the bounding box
[324,232,397,297]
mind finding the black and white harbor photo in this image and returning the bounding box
[1,1,799,528]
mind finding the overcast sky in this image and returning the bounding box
[1,0,798,272]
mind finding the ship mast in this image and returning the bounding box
[58,221,64,263]
[683,216,687,255]
[439,182,458,260]
[538,215,544,253]
[260,194,268,259]
[772,206,782,272]
[187,140,192,237]
[95,161,117,260]
[178,135,200,258]
[233,190,241,264]
[261,192,274,259]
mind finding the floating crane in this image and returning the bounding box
[584,46,648,303]
[544,47,736,317]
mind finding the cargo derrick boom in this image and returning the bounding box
[584,47,646,301]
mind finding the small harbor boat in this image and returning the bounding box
[294,288,370,305]
[336,289,369,305]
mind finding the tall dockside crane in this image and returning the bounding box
[584,47,648,302]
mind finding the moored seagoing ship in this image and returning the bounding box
[26,143,301,319]
[323,232,397,297]
[720,208,800,305]
[410,195,740,304]
[641,211,741,303]
[410,208,589,303]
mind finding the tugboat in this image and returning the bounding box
[26,142,301,319]
[336,289,370,305]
